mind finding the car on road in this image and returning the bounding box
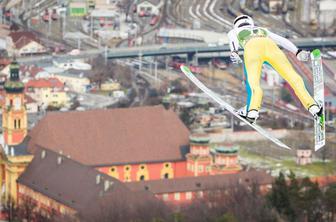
[169,59,184,70]
[212,58,227,70]
[189,65,202,74]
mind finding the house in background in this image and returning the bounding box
[100,79,120,91]
[25,95,38,113]
[54,71,90,93]
[7,31,47,56]
[296,148,312,166]
[137,0,163,16]
[25,78,69,109]
[69,0,88,16]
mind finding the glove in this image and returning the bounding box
[230,51,242,64]
[296,49,310,62]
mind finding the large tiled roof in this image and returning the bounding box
[127,170,273,194]
[28,106,190,166]
[17,148,155,216]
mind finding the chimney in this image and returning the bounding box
[96,174,101,185]
[41,150,46,159]
[57,156,62,164]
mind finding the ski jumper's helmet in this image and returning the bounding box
[233,15,254,32]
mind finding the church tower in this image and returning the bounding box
[2,59,27,145]
[186,133,212,177]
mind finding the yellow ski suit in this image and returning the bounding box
[228,27,316,112]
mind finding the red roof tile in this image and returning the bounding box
[20,65,44,78]
[9,31,40,49]
[25,78,64,89]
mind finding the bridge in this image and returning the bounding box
[16,37,336,64]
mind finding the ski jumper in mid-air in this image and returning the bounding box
[228,15,323,123]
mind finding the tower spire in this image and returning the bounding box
[2,59,27,145]
[4,58,24,93]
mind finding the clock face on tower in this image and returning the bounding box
[14,97,21,110]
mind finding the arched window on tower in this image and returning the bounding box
[14,119,17,129]
[18,119,21,129]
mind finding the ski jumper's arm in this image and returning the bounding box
[228,29,240,52]
[267,30,299,54]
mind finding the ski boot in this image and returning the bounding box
[308,104,324,127]
[237,106,259,124]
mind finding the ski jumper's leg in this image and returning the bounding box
[243,38,265,112]
[264,38,316,109]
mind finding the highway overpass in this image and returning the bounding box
[17,37,336,64]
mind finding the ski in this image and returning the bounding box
[180,65,291,150]
[310,49,325,151]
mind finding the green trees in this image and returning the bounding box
[267,171,335,222]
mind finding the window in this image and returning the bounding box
[110,167,115,172]
[139,175,145,181]
[14,119,17,129]
[198,165,203,172]
[186,192,192,200]
[174,193,180,200]
[164,173,169,179]
[125,165,131,171]
[18,119,21,129]
[140,165,145,170]
[197,191,204,198]
[163,194,169,201]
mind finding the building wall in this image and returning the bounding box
[155,184,272,205]
[186,157,212,177]
[2,93,27,145]
[0,155,33,202]
[97,161,187,182]
[26,102,39,113]
[18,184,76,216]
[55,74,90,93]
[17,41,47,56]
[100,81,120,91]
[26,87,69,108]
